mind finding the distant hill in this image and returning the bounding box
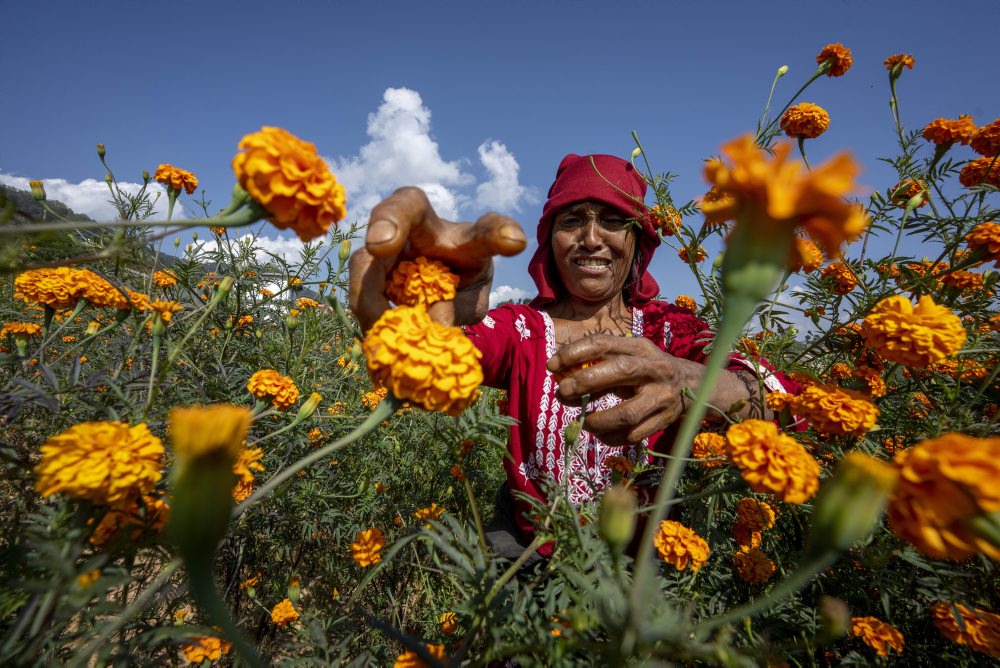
[1,184,94,225]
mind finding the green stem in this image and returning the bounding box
[694,550,838,638]
[483,536,547,607]
[166,189,178,223]
[0,204,265,236]
[186,556,263,668]
[143,333,161,417]
[234,397,400,518]
[797,137,811,171]
[462,472,488,557]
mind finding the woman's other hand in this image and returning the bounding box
[348,187,527,330]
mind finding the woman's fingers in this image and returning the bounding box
[364,187,432,260]
[348,249,392,331]
[582,392,675,446]
[548,335,645,376]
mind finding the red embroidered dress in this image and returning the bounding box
[465,301,792,547]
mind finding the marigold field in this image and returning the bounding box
[1,45,998,666]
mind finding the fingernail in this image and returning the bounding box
[497,223,524,241]
[368,219,397,246]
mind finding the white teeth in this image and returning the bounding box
[575,258,610,267]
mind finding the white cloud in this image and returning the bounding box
[200,231,321,266]
[0,172,186,220]
[475,140,534,212]
[328,87,532,225]
[489,284,530,307]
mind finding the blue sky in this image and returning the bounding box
[3,0,998,306]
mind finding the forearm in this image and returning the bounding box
[677,358,773,423]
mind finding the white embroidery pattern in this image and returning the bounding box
[729,354,788,394]
[482,315,495,329]
[526,310,651,505]
[515,313,531,341]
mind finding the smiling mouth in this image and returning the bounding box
[573,258,611,269]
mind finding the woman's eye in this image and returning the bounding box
[602,218,627,230]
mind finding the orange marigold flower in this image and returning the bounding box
[678,245,707,264]
[413,502,446,523]
[923,115,978,146]
[965,221,1000,267]
[449,464,465,480]
[241,572,262,589]
[853,366,887,398]
[851,617,904,656]
[650,204,682,236]
[820,262,858,294]
[149,299,183,323]
[737,336,760,357]
[653,520,710,572]
[889,179,929,209]
[14,267,84,309]
[861,295,966,368]
[181,636,232,663]
[35,422,163,507]
[930,602,1000,659]
[295,297,321,310]
[247,369,300,410]
[154,164,198,195]
[788,237,823,273]
[959,157,1000,189]
[385,256,459,307]
[363,306,483,416]
[439,611,458,636]
[307,427,324,443]
[731,522,762,548]
[691,432,727,468]
[883,53,915,71]
[736,498,777,531]
[788,383,879,437]
[259,288,274,298]
[941,270,984,293]
[152,270,178,288]
[89,494,170,546]
[231,446,264,503]
[351,527,386,567]
[394,644,447,668]
[828,363,852,380]
[780,102,830,139]
[270,598,299,626]
[725,420,820,503]
[816,43,853,77]
[702,136,867,259]
[361,385,389,410]
[674,295,697,312]
[971,119,1000,157]
[888,433,1000,562]
[734,546,776,584]
[603,455,634,476]
[232,127,347,242]
[1,322,42,338]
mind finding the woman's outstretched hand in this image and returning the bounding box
[348,187,527,330]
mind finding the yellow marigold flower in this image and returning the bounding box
[650,204,682,236]
[930,602,1000,659]
[888,433,1000,562]
[674,295,696,312]
[181,635,232,663]
[861,295,966,369]
[231,446,264,503]
[820,262,858,294]
[850,617,904,656]
[351,527,386,568]
[36,422,163,507]
[1,322,42,338]
[295,297,320,310]
[827,363,852,381]
[154,164,198,195]
[76,569,100,588]
[941,269,984,293]
[149,299,183,323]
[780,102,830,139]
[603,455,633,476]
[960,157,1000,189]
[736,498,777,531]
[702,136,867,259]
[764,392,791,411]
[236,315,253,328]
[678,245,707,263]
[883,53,915,71]
[965,221,1000,267]
[360,385,389,410]
[732,522,762,548]
[653,520,710,572]
[307,427,323,444]
[853,366,887,398]
[788,237,823,273]
[889,178,929,209]
[363,306,483,416]
[413,502,445,523]
[210,226,226,235]
[726,420,820,504]
[270,597,300,627]
[787,383,879,437]
[232,127,347,242]
[971,119,1000,157]
[152,270,178,288]
[923,115,978,146]
[439,611,458,636]
[14,267,85,309]
[259,288,274,298]
[247,369,300,410]
[816,43,853,77]
[734,546,776,584]
[385,257,460,307]
[393,644,447,668]
[691,432,727,468]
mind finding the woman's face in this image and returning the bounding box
[551,200,637,306]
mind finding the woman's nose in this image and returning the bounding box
[578,220,603,248]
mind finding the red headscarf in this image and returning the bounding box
[528,153,660,308]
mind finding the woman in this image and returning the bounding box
[349,154,795,560]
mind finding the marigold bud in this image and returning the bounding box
[599,485,637,551]
[809,453,898,554]
[105,172,113,185]
[338,239,352,264]
[218,276,235,294]
[777,65,789,77]
[192,231,198,242]
[819,596,851,639]
[564,419,582,445]
[97,143,106,159]
[86,320,101,336]
[28,180,46,201]
[288,575,301,603]
[174,237,181,248]
[291,392,322,426]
